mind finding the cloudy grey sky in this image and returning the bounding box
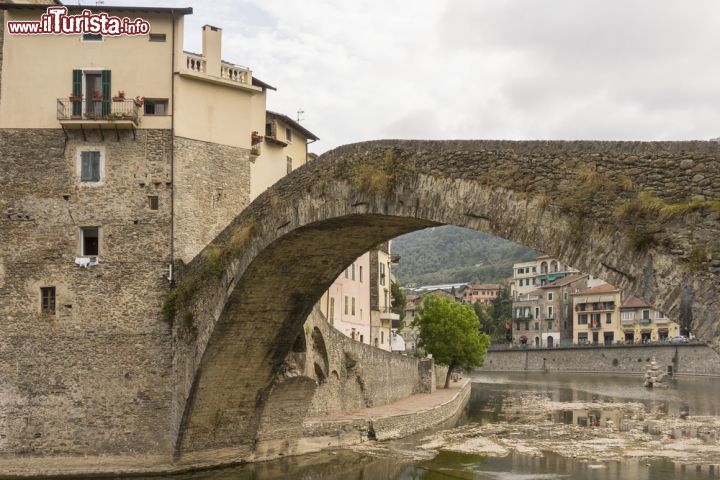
[102,0,720,153]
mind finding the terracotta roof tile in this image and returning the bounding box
[621,296,651,309]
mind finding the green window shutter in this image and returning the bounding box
[91,151,100,181]
[101,70,111,116]
[80,152,92,181]
[72,69,82,116]
[81,151,101,182]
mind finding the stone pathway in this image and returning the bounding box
[306,380,469,423]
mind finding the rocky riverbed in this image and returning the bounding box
[356,390,720,468]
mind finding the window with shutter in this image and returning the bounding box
[72,70,82,116]
[80,151,101,182]
[101,70,111,117]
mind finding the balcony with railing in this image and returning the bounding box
[182,52,257,91]
[621,317,635,326]
[576,302,615,312]
[57,97,139,127]
[379,306,400,321]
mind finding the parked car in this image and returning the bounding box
[669,335,689,344]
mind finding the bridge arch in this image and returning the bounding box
[170,139,719,461]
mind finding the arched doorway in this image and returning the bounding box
[534,337,540,348]
[547,336,554,348]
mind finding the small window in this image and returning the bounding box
[285,127,293,142]
[82,33,103,42]
[286,156,293,174]
[380,263,386,286]
[80,151,101,182]
[547,292,554,301]
[41,287,56,315]
[351,263,356,281]
[149,33,166,42]
[351,297,356,315]
[148,195,159,210]
[144,99,168,116]
[381,331,384,344]
[606,313,612,324]
[359,266,363,283]
[265,122,273,137]
[344,296,348,315]
[329,297,334,324]
[81,227,99,256]
[344,268,348,279]
[621,311,632,321]
[548,306,553,317]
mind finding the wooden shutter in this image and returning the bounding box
[101,70,111,116]
[80,151,101,182]
[91,151,100,181]
[72,70,82,116]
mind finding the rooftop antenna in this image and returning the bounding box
[296,109,305,123]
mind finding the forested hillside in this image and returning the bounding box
[391,226,538,287]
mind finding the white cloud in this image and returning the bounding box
[104,0,720,151]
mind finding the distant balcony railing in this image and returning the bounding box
[185,52,206,73]
[576,303,615,312]
[57,98,139,125]
[222,64,251,85]
[183,52,253,87]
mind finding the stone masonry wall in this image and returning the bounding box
[0,10,4,104]
[479,344,720,376]
[304,307,436,416]
[173,136,250,263]
[0,129,174,457]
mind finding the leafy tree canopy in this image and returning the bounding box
[414,294,490,387]
[390,280,406,322]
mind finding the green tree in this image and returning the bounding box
[489,285,512,342]
[473,301,495,337]
[390,280,406,322]
[414,295,490,388]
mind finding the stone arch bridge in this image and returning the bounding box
[171,139,719,462]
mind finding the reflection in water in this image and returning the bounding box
[136,372,720,480]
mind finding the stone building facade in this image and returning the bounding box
[461,283,502,304]
[0,3,274,458]
[572,283,623,345]
[620,296,679,343]
[513,275,590,347]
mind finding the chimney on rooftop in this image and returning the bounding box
[202,25,222,77]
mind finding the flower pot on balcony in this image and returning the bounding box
[69,95,82,102]
[112,97,125,102]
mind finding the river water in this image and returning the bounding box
[150,372,720,480]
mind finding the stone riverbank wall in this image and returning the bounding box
[300,380,471,453]
[478,343,720,376]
